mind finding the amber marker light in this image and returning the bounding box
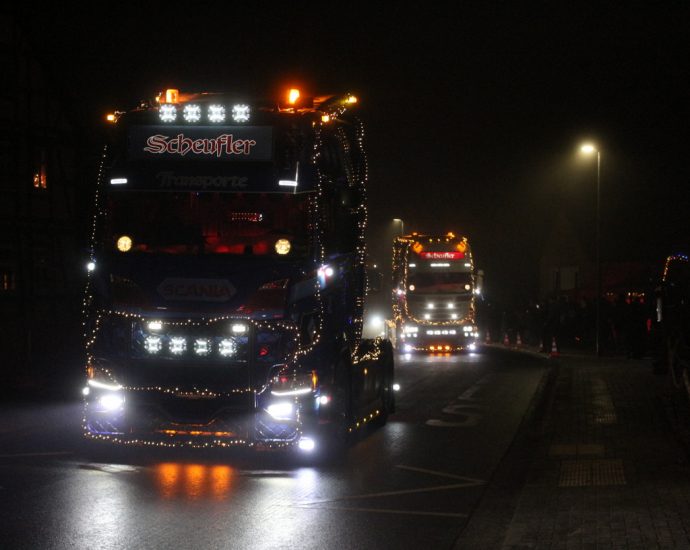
[275,239,291,255]
[117,235,132,252]
[287,88,300,105]
[165,88,179,103]
[106,113,116,122]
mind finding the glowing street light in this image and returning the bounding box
[579,142,602,357]
[393,218,404,236]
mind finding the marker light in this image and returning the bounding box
[208,104,226,123]
[275,239,291,255]
[165,89,179,103]
[298,437,316,452]
[232,104,250,122]
[159,104,177,122]
[144,335,162,354]
[403,344,413,353]
[321,114,331,123]
[169,337,187,355]
[219,338,237,357]
[409,284,416,291]
[468,343,477,352]
[266,402,294,420]
[148,320,163,331]
[86,261,96,272]
[106,113,116,122]
[346,95,357,104]
[117,235,132,252]
[110,178,128,185]
[182,104,201,123]
[287,88,300,105]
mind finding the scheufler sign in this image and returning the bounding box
[128,126,273,162]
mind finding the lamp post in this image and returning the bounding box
[393,218,404,236]
[580,143,601,356]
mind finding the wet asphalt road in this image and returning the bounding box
[0,347,546,550]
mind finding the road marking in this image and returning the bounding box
[425,373,492,427]
[299,467,484,506]
[0,451,73,458]
[295,504,468,519]
[396,464,484,483]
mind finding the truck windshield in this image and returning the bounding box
[103,191,311,256]
[409,271,473,294]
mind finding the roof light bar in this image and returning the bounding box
[232,104,250,122]
[159,104,177,122]
[182,104,201,123]
[208,104,226,123]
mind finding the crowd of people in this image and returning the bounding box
[477,293,657,358]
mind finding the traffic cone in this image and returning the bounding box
[503,333,510,346]
[549,337,560,358]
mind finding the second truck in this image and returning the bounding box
[391,232,480,353]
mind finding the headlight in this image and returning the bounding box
[266,402,294,420]
[99,393,125,412]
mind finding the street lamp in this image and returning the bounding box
[393,218,404,236]
[580,143,601,356]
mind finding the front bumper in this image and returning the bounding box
[399,331,479,353]
[83,388,313,449]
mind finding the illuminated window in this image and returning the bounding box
[33,149,47,189]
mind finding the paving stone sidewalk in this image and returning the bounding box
[457,352,690,550]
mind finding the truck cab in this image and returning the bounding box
[82,88,394,453]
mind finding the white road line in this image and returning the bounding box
[296,505,468,518]
[396,464,485,484]
[300,481,481,505]
[0,451,73,458]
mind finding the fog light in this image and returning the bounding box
[144,335,162,354]
[298,437,316,452]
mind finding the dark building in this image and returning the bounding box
[1,12,84,392]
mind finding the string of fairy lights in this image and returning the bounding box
[81,91,384,448]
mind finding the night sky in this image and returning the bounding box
[19,4,690,303]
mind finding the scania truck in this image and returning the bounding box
[392,232,480,352]
[82,88,394,454]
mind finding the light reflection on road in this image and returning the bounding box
[154,463,235,500]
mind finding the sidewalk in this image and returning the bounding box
[457,349,690,549]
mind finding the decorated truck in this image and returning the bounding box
[392,232,480,353]
[82,88,395,454]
